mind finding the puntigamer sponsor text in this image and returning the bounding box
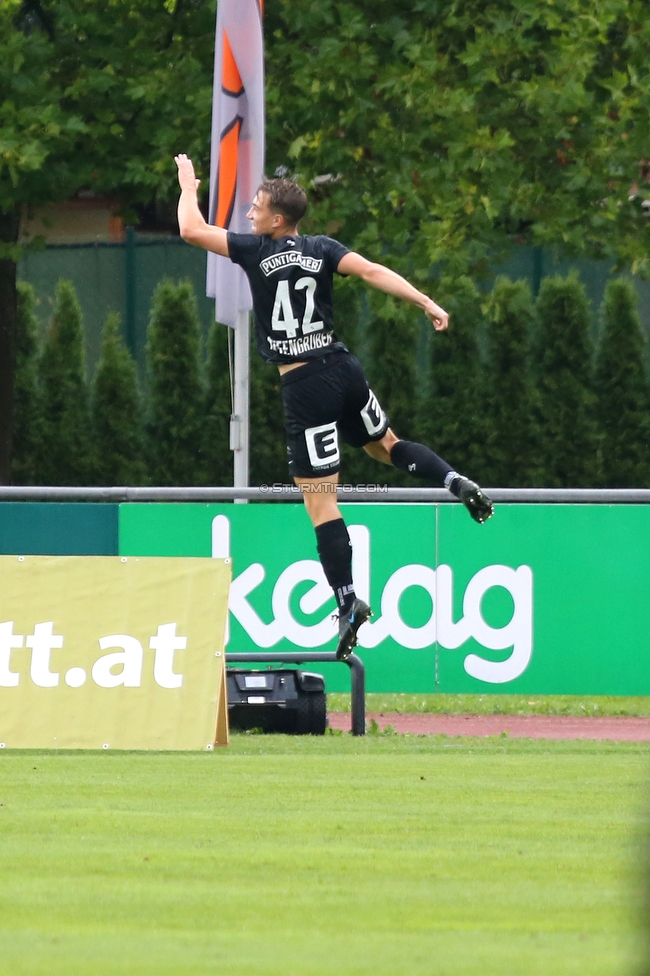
[260,251,323,276]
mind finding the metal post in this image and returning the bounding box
[231,310,250,502]
[347,653,366,736]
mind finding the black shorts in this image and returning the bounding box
[281,351,390,478]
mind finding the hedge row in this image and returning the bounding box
[10,273,650,488]
[11,278,286,488]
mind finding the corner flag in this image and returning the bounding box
[206,0,265,327]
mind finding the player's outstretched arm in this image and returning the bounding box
[337,251,449,331]
[175,154,229,257]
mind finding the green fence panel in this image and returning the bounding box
[18,238,216,374]
[0,503,119,556]
[18,241,650,380]
[119,501,650,695]
[18,245,127,374]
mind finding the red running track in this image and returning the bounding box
[327,712,650,741]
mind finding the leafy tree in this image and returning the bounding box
[1,0,216,481]
[5,0,650,487]
[594,278,650,486]
[91,312,147,486]
[38,279,91,485]
[481,277,540,487]
[535,273,600,486]
[1,2,79,483]
[146,280,204,486]
[418,275,486,480]
[265,1,650,275]
[262,0,650,486]
[11,281,44,485]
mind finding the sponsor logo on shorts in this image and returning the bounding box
[361,390,387,436]
[260,252,323,276]
[305,422,340,469]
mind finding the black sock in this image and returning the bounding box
[390,440,456,487]
[315,518,355,613]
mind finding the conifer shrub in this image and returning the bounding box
[38,279,92,485]
[419,275,486,482]
[202,319,232,486]
[249,334,289,487]
[481,277,541,487]
[335,284,382,486]
[202,322,295,489]
[12,281,45,485]
[146,279,205,486]
[535,273,599,486]
[91,312,148,486]
[594,278,650,486]
[365,295,420,486]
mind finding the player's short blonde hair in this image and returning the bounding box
[259,178,308,226]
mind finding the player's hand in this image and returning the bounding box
[424,299,449,331]
[175,154,201,193]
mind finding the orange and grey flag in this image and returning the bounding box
[207,0,265,327]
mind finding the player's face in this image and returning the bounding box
[247,192,285,237]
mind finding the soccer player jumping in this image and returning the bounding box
[175,155,493,660]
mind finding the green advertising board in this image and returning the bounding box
[119,502,650,695]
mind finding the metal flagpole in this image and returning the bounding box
[206,0,264,503]
[231,310,250,499]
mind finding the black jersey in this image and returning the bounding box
[227,232,350,365]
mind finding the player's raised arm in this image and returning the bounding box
[337,251,449,331]
[174,154,229,257]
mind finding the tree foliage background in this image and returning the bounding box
[0,0,215,480]
[265,0,650,275]
[3,0,650,484]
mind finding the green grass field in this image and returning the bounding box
[0,736,648,976]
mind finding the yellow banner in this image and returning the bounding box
[0,556,231,749]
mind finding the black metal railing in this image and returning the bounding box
[226,651,366,736]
